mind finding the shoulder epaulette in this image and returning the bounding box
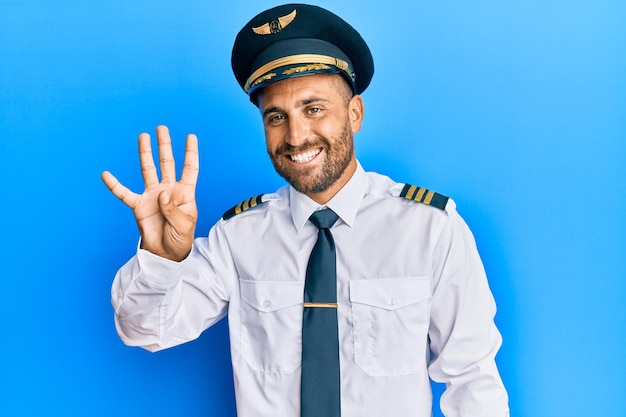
[222,194,265,220]
[399,183,449,211]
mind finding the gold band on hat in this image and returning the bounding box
[244,53,353,92]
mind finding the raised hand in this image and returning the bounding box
[101,125,199,262]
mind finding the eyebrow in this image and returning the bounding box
[262,96,330,117]
[262,106,282,118]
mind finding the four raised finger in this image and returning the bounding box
[139,132,159,190]
[157,125,176,184]
[180,133,200,188]
[101,171,140,209]
[106,125,198,205]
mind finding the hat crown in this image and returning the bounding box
[231,4,374,96]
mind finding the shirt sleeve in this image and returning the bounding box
[110,222,236,352]
[427,210,510,416]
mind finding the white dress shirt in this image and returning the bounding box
[111,162,509,417]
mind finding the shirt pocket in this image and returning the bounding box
[240,280,303,374]
[349,277,431,376]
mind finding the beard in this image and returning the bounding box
[267,123,354,195]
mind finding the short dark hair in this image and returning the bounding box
[331,74,355,105]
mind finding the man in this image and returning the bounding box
[102,4,509,417]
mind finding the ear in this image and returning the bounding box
[348,94,365,134]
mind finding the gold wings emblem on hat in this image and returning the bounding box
[252,9,297,35]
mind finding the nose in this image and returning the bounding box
[285,117,309,147]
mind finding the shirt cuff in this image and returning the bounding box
[135,240,191,288]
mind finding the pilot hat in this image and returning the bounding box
[231,4,374,97]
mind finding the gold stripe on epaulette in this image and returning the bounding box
[236,196,257,215]
[424,190,435,205]
[415,187,426,202]
[404,185,415,199]
[222,194,264,220]
[400,183,449,211]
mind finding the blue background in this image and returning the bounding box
[1,1,625,416]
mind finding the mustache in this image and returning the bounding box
[274,137,330,156]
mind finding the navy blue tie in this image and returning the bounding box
[301,208,341,417]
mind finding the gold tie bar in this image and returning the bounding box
[303,302,339,308]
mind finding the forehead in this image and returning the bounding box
[257,74,344,107]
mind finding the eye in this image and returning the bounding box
[266,113,286,125]
[307,107,321,115]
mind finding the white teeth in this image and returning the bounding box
[290,148,321,163]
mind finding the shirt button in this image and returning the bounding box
[263,300,271,308]
[388,298,397,306]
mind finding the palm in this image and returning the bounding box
[102,126,199,261]
[132,176,197,258]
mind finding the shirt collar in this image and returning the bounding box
[290,161,368,233]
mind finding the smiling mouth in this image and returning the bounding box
[287,148,322,164]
